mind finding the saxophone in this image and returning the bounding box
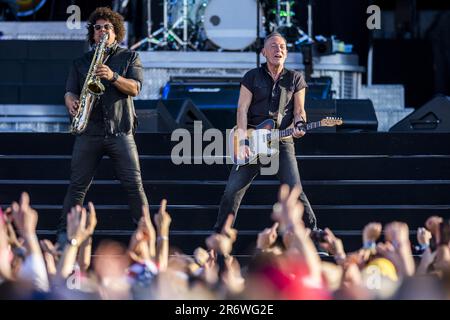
[70,33,109,134]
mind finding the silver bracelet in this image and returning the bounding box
[157,236,169,241]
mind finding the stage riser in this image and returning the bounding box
[1,157,450,180]
[1,132,449,256]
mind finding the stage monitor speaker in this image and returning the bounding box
[336,99,378,132]
[389,96,450,132]
[305,99,337,132]
[133,99,177,132]
[163,80,241,110]
[163,80,239,130]
[307,77,333,100]
[159,98,213,130]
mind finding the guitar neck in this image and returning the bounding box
[271,121,322,140]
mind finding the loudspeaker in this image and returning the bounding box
[134,99,177,132]
[336,99,378,132]
[162,79,241,110]
[134,99,213,132]
[389,96,450,132]
[163,80,239,131]
[307,77,333,100]
[305,99,337,132]
[159,98,213,130]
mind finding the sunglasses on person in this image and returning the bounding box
[93,23,114,31]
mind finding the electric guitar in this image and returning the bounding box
[229,117,343,166]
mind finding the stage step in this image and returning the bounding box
[1,132,450,155]
[1,180,450,206]
[1,155,450,180]
[23,205,449,231]
[1,132,449,256]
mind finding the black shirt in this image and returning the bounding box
[66,46,143,136]
[241,63,308,130]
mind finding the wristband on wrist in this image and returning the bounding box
[415,243,430,251]
[362,241,376,250]
[157,236,169,241]
[334,254,346,263]
[295,120,306,127]
[110,71,119,83]
[239,139,248,147]
[67,238,79,247]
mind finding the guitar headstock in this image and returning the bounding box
[320,117,343,127]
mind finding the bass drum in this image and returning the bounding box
[168,0,206,26]
[16,0,47,17]
[200,0,264,51]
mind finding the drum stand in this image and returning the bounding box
[274,0,294,29]
[130,0,195,51]
[273,0,313,46]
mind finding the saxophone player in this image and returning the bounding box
[58,7,148,244]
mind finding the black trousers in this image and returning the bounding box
[214,142,317,233]
[58,134,148,234]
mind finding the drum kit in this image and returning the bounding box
[130,0,312,51]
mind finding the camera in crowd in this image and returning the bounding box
[310,229,327,243]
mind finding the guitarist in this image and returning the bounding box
[213,32,318,233]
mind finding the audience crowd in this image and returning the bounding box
[1,185,450,300]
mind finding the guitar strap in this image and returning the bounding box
[275,70,294,129]
[276,71,294,142]
[276,87,287,129]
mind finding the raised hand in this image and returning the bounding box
[40,239,58,276]
[222,256,245,294]
[40,239,59,258]
[362,222,382,245]
[417,227,432,247]
[0,217,12,280]
[193,247,210,267]
[425,216,443,235]
[3,207,22,249]
[271,184,303,231]
[66,205,91,245]
[384,221,410,247]
[206,233,233,257]
[221,214,237,243]
[256,222,279,250]
[379,222,415,276]
[154,200,172,272]
[154,199,172,234]
[375,242,398,263]
[141,205,156,238]
[128,228,152,264]
[11,192,38,238]
[425,216,443,244]
[320,228,346,259]
[85,202,97,237]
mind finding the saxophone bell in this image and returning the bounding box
[87,78,105,96]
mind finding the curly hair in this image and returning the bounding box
[87,7,125,46]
